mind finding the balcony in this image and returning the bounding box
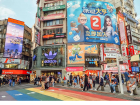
[43,5,65,12]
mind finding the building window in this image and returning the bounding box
[44,10,64,16]
[44,19,63,27]
[44,28,63,35]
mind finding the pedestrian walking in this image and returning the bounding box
[41,74,46,90]
[77,75,80,85]
[82,74,88,91]
[95,76,104,91]
[0,78,1,87]
[66,74,70,85]
[70,73,73,86]
[73,76,77,87]
[104,72,110,87]
[129,74,137,96]
[52,76,55,87]
[124,69,131,93]
[3,77,6,86]
[92,74,96,88]
[12,77,15,87]
[8,77,12,87]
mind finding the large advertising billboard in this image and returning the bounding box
[3,18,24,58]
[67,44,98,64]
[67,0,120,45]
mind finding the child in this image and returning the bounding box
[100,15,117,37]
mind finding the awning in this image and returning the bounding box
[2,70,32,75]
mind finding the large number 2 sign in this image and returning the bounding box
[90,16,101,30]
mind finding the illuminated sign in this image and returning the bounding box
[3,18,24,58]
[44,51,57,63]
[67,0,120,45]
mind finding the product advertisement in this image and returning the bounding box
[67,0,120,45]
[3,18,24,58]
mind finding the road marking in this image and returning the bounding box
[2,96,6,98]
[15,93,23,96]
[48,90,55,91]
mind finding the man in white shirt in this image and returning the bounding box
[129,74,137,96]
[66,74,70,85]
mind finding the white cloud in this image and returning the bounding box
[67,3,71,8]
[136,15,140,20]
[72,3,80,9]
[69,14,74,17]
[0,6,16,19]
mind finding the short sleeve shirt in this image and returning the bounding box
[130,78,136,85]
[124,72,130,82]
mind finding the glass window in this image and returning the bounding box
[57,1,59,5]
[59,10,63,14]
[49,30,52,34]
[60,20,63,24]
[60,28,63,33]
[56,28,59,33]
[50,3,53,7]
[54,2,57,6]
[53,20,55,25]
[46,30,49,34]
[56,20,59,25]
[59,1,63,5]
[57,11,60,14]
[48,4,50,7]
[47,22,50,26]
[50,21,53,26]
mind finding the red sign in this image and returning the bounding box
[90,16,101,30]
[2,70,32,75]
[41,14,65,21]
[129,45,134,56]
[66,67,83,72]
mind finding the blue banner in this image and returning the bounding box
[132,67,139,72]
[67,0,120,45]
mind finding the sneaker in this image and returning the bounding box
[113,91,116,93]
[130,93,133,96]
[95,89,97,91]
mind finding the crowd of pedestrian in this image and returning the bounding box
[62,69,140,96]
[0,76,22,87]
[34,74,56,90]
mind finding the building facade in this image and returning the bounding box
[0,18,32,81]
[33,0,140,78]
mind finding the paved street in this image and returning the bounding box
[0,83,139,101]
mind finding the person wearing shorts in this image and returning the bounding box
[124,69,131,93]
[41,74,46,90]
[129,74,137,96]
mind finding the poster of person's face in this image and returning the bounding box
[67,0,120,45]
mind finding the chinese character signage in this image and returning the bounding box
[131,67,139,72]
[67,0,120,45]
[3,18,24,58]
[126,25,132,44]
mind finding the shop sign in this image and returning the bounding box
[104,64,128,71]
[85,57,99,67]
[126,25,132,44]
[85,44,98,54]
[43,5,66,12]
[128,45,134,56]
[2,58,20,64]
[43,33,66,39]
[44,51,57,63]
[131,67,139,72]
[134,45,138,50]
[134,50,138,55]
[2,70,32,75]
[132,36,140,44]
[119,21,126,44]
[66,67,83,72]
[105,44,119,49]
[104,53,121,58]
[41,14,65,21]
[104,48,120,53]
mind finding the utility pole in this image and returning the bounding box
[116,54,124,94]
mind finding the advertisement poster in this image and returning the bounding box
[3,18,24,58]
[68,44,85,64]
[85,44,98,54]
[67,0,120,45]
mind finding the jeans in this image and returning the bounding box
[9,82,11,87]
[110,84,117,92]
[13,82,15,87]
[52,82,54,87]
[93,81,96,87]
[83,83,88,91]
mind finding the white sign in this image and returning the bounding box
[105,53,121,58]
[107,63,117,67]
[1,58,20,64]
[121,44,128,63]
[104,64,129,71]
[104,48,120,53]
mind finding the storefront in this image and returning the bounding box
[66,67,84,76]
[2,69,32,82]
[33,44,66,78]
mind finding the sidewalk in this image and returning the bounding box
[55,83,140,100]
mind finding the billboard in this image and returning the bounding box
[3,18,24,58]
[67,44,98,64]
[67,0,120,45]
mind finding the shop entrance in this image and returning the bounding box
[41,70,62,78]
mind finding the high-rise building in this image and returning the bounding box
[33,0,67,77]
[0,18,32,81]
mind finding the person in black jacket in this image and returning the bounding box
[82,74,88,91]
[0,78,1,87]
[3,77,6,85]
[70,73,73,86]
[95,76,104,91]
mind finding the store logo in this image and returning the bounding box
[44,51,57,60]
[44,51,57,63]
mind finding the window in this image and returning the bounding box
[53,20,56,25]
[56,20,59,25]
[60,20,63,24]
[59,1,63,5]
[50,21,53,26]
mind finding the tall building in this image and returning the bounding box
[33,0,67,77]
[0,18,32,81]
[33,0,139,78]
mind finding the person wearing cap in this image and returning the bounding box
[110,75,118,93]
[129,74,137,96]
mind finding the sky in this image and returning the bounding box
[0,0,139,28]
[0,0,37,28]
